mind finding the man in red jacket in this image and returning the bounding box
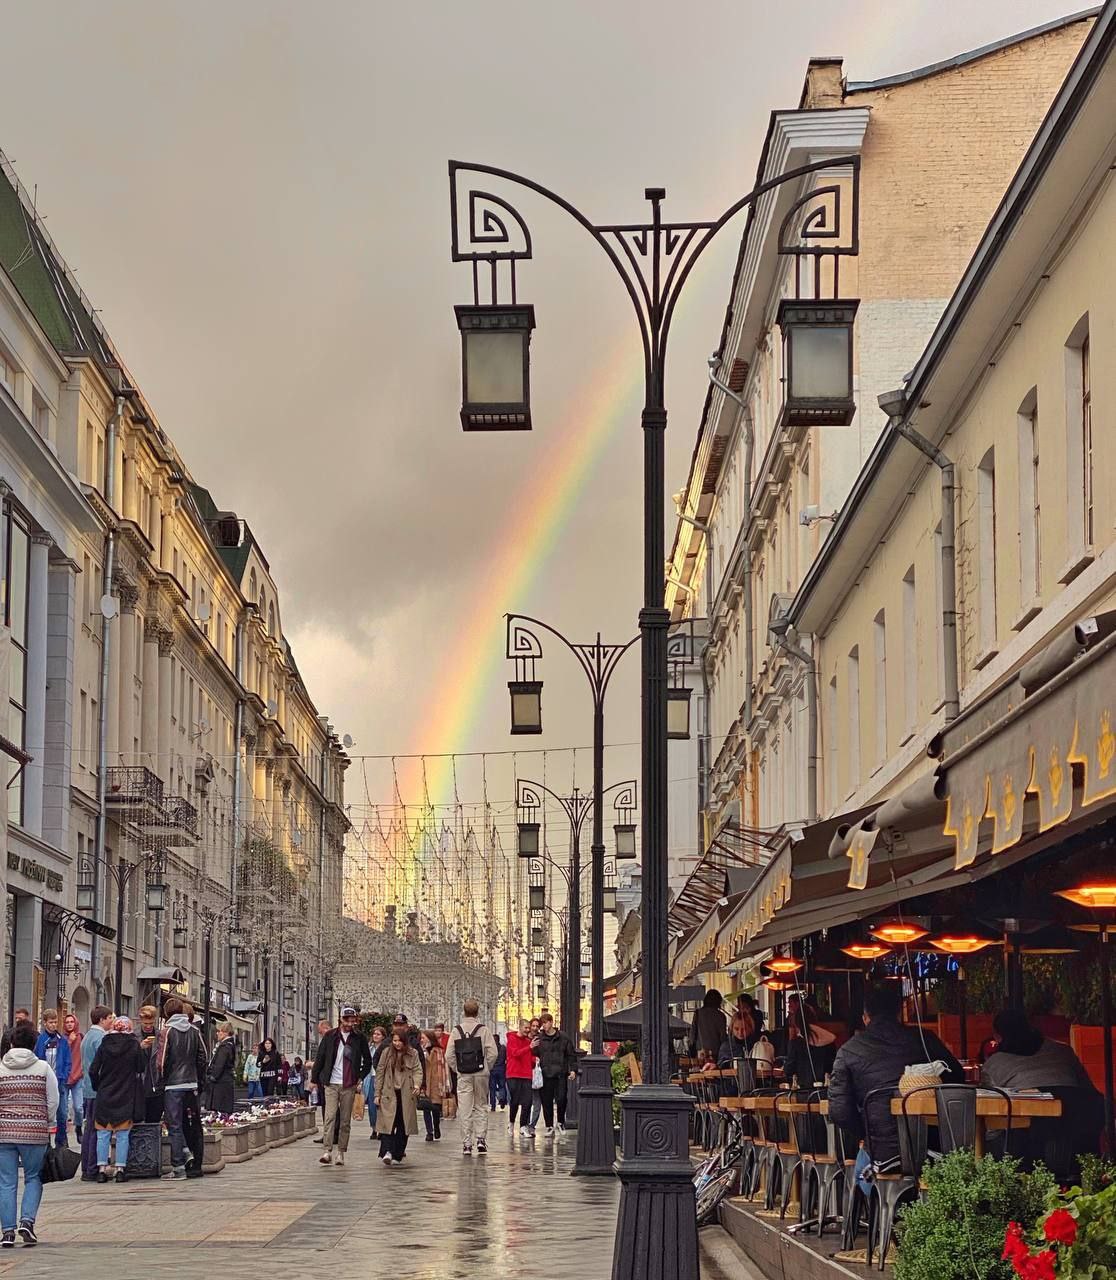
[504,1020,536,1138]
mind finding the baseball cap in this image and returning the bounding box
[392,1013,407,1025]
[340,1005,358,1018]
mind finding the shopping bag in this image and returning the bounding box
[42,1144,80,1184]
[353,1090,365,1121]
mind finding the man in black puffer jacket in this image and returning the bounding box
[828,982,962,1165]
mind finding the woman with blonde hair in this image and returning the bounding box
[374,1030,422,1166]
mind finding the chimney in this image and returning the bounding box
[384,904,397,935]
[800,58,845,110]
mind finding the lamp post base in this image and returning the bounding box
[611,1083,697,1280]
[571,1054,615,1175]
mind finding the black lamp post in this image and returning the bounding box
[449,154,861,1278]
[77,850,167,1013]
[506,613,638,1172]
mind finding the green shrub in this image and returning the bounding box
[895,1150,1054,1280]
[611,1057,630,1127]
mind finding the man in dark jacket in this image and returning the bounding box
[690,990,728,1061]
[828,983,962,1166]
[154,996,209,1179]
[207,1023,237,1114]
[531,1013,577,1134]
[311,1006,372,1166]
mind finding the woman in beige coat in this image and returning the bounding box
[374,1032,423,1167]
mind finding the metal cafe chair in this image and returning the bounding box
[861,1086,924,1270]
[748,1088,784,1208]
[773,1089,813,1220]
[795,1089,851,1237]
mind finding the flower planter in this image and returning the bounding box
[1070,1024,1116,1094]
[248,1119,268,1153]
[203,1131,225,1173]
[219,1125,253,1163]
[265,1115,283,1148]
[279,1112,295,1144]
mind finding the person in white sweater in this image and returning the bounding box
[0,1022,59,1246]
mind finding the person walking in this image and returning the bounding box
[257,1038,280,1097]
[62,1014,84,1142]
[505,1019,535,1137]
[418,1031,447,1142]
[364,1026,385,1139]
[206,1024,237,1115]
[34,1011,71,1148]
[153,996,208,1181]
[532,1013,577,1136]
[278,1056,290,1097]
[311,1007,371,1168]
[488,1033,508,1112]
[0,1021,58,1246]
[374,1030,422,1166]
[288,1056,305,1103]
[80,1006,114,1182]
[89,1016,144,1183]
[444,999,497,1156]
[244,1043,262,1100]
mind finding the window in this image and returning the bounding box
[1016,389,1041,612]
[31,392,50,441]
[902,567,917,736]
[248,569,257,604]
[847,646,861,793]
[1064,314,1092,571]
[268,601,276,637]
[873,610,887,767]
[0,344,17,398]
[85,422,95,486]
[827,676,838,809]
[79,691,88,770]
[977,447,998,658]
[1,503,30,825]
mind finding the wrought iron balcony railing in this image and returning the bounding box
[104,766,165,810]
[164,795,199,840]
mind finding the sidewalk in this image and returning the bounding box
[0,1116,621,1278]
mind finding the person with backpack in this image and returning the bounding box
[444,1000,497,1156]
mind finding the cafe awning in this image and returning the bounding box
[136,965,186,984]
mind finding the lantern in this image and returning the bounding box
[508,681,543,735]
[237,960,250,982]
[777,298,858,427]
[603,886,618,914]
[529,885,545,912]
[145,879,167,913]
[614,824,637,860]
[172,927,188,951]
[76,882,96,914]
[667,687,692,740]
[517,822,541,859]
[455,303,535,430]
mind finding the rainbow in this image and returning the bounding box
[401,331,643,803]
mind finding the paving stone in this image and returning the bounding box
[0,1122,621,1278]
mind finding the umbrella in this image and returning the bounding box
[603,1002,691,1042]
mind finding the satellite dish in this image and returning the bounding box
[196,601,211,623]
[99,594,119,620]
[342,734,354,749]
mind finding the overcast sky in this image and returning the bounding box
[1,0,1084,849]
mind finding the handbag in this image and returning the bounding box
[750,1035,776,1072]
[42,1144,80,1184]
[531,1063,543,1090]
[416,1092,434,1112]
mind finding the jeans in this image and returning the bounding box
[163,1089,197,1171]
[96,1127,130,1168]
[0,1144,45,1229]
[67,1083,85,1133]
[854,1146,873,1197]
[489,1071,507,1109]
[423,1103,443,1138]
[508,1078,532,1127]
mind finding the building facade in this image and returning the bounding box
[0,150,347,1050]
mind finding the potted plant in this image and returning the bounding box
[1004,1179,1116,1277]
[895,1150,1054,1280]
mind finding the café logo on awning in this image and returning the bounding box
[7,852,63,894]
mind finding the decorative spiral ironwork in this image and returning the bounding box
[507,619,544,662]
[612,782,637,813]
[516,780,544,812]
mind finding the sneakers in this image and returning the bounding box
[544,1126,555,1136]
[381,1153,393,1167]
[318,1153,332,1165]
[462,1142,473,1156]
[16,1222,36,1246]
[425,1134,435,1142]
[433,1134,441,1142]
[97,1170,109,1184]
[114,1169,127,1184]
[0,1231,13,1248]
[161,1167,186,1180]
[476,1139,487,1155]
[526,1127,536,1138]
[334,1152,345,1167]
[557,1123,566,1133]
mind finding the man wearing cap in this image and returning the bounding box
[311,1007,372,1167]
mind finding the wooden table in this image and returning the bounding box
[890,1091,1061,1157]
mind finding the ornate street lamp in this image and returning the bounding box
[508,679,543,734]
[529,885,545,912]
[145,878,167,914]
[76,882,96,914]
[282,957,296,982]
[531,926,544,948]
[173,926,188,951]
[777,299,859,427]
[666,686,692,741]
[517,822,541,859]
[614,823,637,860]
[236,959,250,983]
[603,886,618,915]
[455,303,535,430]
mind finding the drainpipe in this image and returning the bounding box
[708,356,755,730]
[672,518,712,852]
[91,393,126,999]
[879,390,960,722]
[229,615,245,993]
[771,628,819,823]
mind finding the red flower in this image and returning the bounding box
[1003,1222,1030,1267]
[1043,1207,1078,1247]
[1020,1250,1057,1280]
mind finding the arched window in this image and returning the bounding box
[248,569,257,602]
[268,602,276,636]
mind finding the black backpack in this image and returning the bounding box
[455,1024,485,1075]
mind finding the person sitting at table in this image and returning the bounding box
[690,990,728,1061]
[982,1009,1096,1091]
[782,998,838,1087]
[715,1012,757,1068]
[829,982,962,1169]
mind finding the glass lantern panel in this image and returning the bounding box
[667,694,691,739]
[789,325,850,400]
[465,331,524,405]
[511,690,542,731]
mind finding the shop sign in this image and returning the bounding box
[7,852,64,894]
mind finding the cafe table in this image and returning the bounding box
[890,1089,1062,1158]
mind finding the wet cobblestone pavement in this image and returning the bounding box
[0,1118,620,1278]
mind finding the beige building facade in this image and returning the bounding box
[0,150,347,1049]
[665,12,1094,863]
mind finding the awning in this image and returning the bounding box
[217,1009,260,1037]
[602,1002,691,1041]
[136,965,186,984]
[230,999,264,1016]
[673,880,761,983]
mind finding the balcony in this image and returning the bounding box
[103,767,165,826]
[144,794,200,847]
